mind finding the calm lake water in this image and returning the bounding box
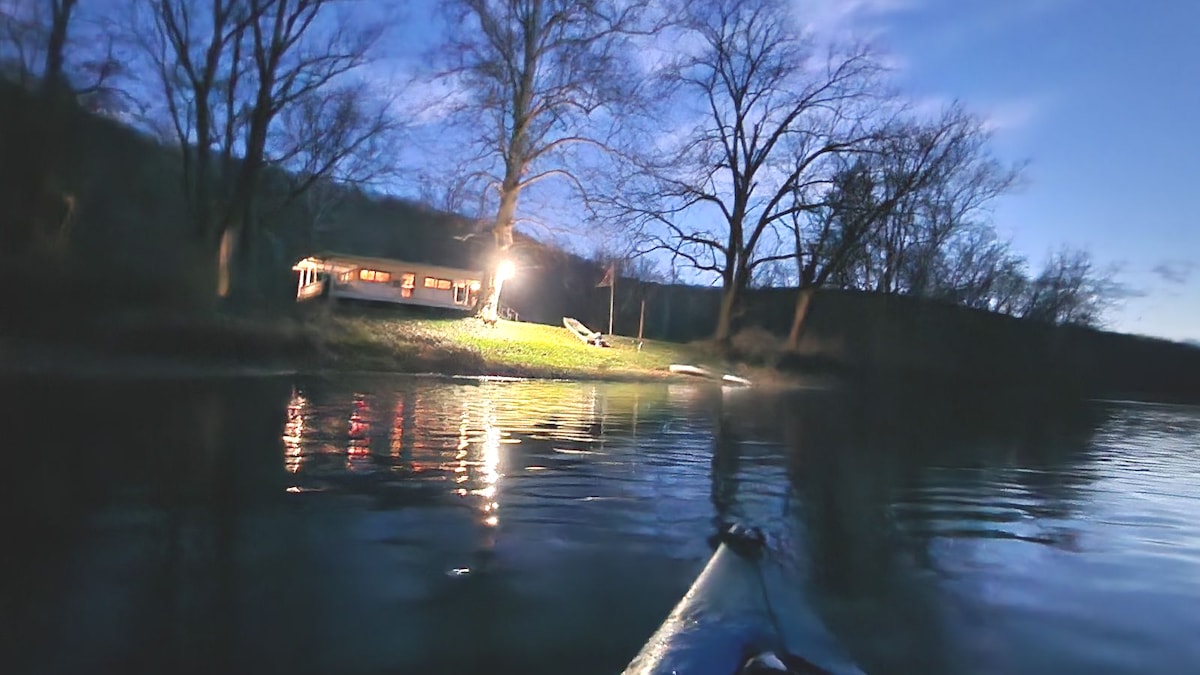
[1,374,1198,675]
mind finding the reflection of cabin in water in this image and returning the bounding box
[292,252,482,311]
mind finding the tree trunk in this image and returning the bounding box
[714,284,738,344]
[476,183,519,324]
[41,0,76,101]
[476,265,501,324]
[216,228,235,299]
[716,256,760,345]
[786,286,815,350]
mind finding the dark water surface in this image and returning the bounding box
[1,374,1198,674]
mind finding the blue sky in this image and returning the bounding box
[831,0,1199,341]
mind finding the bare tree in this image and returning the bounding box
[749,257,794,289]
[784,106,1022,346]
[867,114,1020,297]
[924,221,1028,312]
[0,0,80,257]
[265,81,402,248]
[1021,247,1115,327]
[624,0,885,343]
[127,0,385,299]
[434,0,650,324]
[0,0,76,89]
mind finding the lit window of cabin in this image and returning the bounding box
[359,269,391,283]
[424,277,452,290]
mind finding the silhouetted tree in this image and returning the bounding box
[784,107,1017,347]
[924,221,1029,312]
[0,0,80,257]
[125,0,388,300]
[862,113,1020,297]
[263,81,402,252]
[625,0,885,343]
[1021,247,1114,327]
[429,0,651,323]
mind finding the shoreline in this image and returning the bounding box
[0,333,748,385]
[5,308,1196,404]
[4,338,1196,405]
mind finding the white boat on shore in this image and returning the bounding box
[669,364,752,387]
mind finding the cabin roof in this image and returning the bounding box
[294,251,481,279]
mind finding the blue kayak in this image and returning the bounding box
[622,525,865,675]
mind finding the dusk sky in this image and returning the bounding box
[825,0,1199,342]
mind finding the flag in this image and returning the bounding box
[597,263,615,288]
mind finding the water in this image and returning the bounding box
[1,374,1198,675]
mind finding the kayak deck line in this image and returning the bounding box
[622,523,863,675]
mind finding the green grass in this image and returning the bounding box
[0,301,766,382]
[315,307,722,380]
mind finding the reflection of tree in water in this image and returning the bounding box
[776,384,1107,673]
[709,396,741,531]
[157,378,294,675]
[0,376,297,674]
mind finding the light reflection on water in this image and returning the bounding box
[0,375,1198,675]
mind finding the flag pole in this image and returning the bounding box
[638,298,645,341]
[608,273,615,335]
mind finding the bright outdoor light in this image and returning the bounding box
[496,259,516,282]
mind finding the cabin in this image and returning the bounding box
[292,252,482,311]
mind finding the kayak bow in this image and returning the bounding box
[621,524,863,675]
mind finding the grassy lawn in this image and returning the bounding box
[0,302,761,382]
[316,306,722,380]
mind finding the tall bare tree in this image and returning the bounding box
[1021,247,1115,327]
[865,115,1020,297]
[267,81,402,249]
[0,0,76,90]
[436,0,648,323]
[924,221,1029,312]
[0,0,81,257]
[625,0,885,343]
[784,107,1020,346]
[129,0,385,299]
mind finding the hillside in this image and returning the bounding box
[1,81,1197,401]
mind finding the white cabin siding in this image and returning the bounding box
[293,254,481,311]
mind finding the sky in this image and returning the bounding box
[815,0,1199,341]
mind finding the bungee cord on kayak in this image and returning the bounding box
[623,523,853,675]
[728,525,836,675]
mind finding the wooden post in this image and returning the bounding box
[638,299,645,340]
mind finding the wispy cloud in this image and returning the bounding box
[922,0,1081,45]
[793,0,916,38]
[1151,259,1196,285]
[1109,282,1150,300]
[898,93,1044,135]
[980,97,1045,133]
